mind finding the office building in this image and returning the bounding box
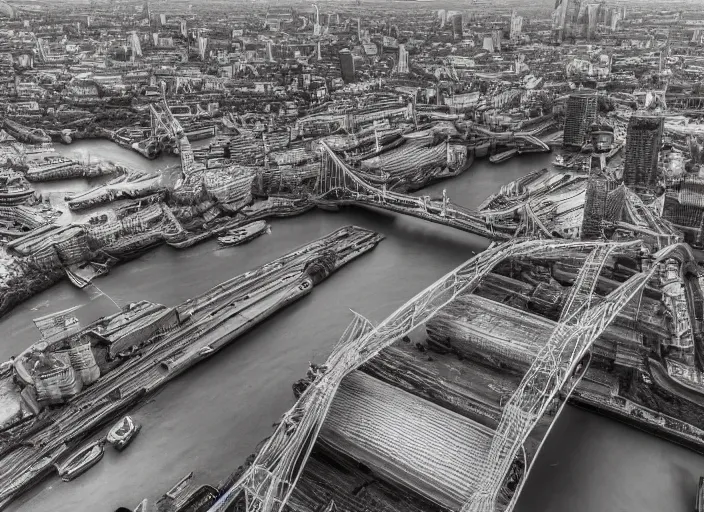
[563,92,597,149]
[622,115,664,190]
[452,14,463,40]
[339,49,355,83]
[398,44,409,74]
[581,173,607,239]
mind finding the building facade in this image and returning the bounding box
[563,92,597,149]
[339,49,355,83]
[622,115,664,190]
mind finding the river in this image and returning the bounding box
[4,141,704,512]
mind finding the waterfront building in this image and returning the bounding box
[563,92,597,149]
[339,49,355,83]
[622,115,664,190]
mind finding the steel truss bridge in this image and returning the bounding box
[208,238,693,512]
[314,142,549,240]
[150,98,196,176]
[470,123,553,154]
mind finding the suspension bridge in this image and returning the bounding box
[313,141,541,240]
[208,238,693,512]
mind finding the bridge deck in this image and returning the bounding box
[321,371,497,510]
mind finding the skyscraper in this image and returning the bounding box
[339,49,355,83]
[510,10,523,41]
[438,9,446,29]
[563,92,597,149]
[451,14,463,40]
[587,3,599,41]
[622,115,664,190]
[581,173,607,239]
[491,29,502,52]
[397,44,409,74]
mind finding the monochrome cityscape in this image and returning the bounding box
[0,1,704,512]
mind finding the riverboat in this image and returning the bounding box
[217,220,270,246]
[0,171,34,205]
[26,156,86,182]
[103,232,163,259]
[552,154,573,169]
[107,415,141,451]
[65,261,110,289]
[55,440,105,482]
[167,230,213,249]
[490,148,518,164]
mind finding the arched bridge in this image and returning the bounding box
[209,239,694,512]
[314,141,531,241]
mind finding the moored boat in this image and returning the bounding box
[55,439,105,482]
[552,154,572,169]
[107,415,141,451]
[217,220,270,246]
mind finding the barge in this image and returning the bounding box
[0,226,383,508]
[55,440,105,482]
[217,220,270,246]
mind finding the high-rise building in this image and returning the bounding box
[491,29,503,52]
[581,173,607,239]
[198,36,207,60]
[482,36,494,53]
[397,44,409,74]
[451,14,463,40]
[510,10,523,41]
[563,92,597,149]
[623,115,664,190]
[438,9,446,29]
[339,49,355,83]
[129,31,142,58]
[552,0,570,41]
[587,3,599,41]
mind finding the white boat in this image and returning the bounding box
[217,220,270,247]
[107,415,141,451]
[553,154,571,169]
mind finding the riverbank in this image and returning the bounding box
[0,226,383,509]
[6,145,704,512]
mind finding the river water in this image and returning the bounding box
[4,142,704,512]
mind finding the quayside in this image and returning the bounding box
[0,225,383,509]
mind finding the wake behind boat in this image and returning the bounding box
[217,220,270,247]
